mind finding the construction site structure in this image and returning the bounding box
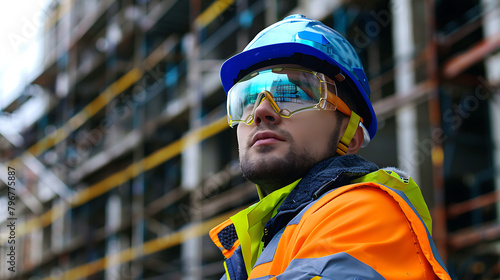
[0,0,499,279]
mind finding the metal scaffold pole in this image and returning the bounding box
[424,0,448,261]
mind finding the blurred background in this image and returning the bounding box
[0,0,499,279]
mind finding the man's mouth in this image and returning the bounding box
[251,131,285,146]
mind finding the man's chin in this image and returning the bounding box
[253,145,275,154]
[249,142,289,156]
[240,153,298,187]
[241,155,284,172]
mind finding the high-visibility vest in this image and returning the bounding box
[210,169,452,280]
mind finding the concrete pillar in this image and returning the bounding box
[265,0,277,26]
[181,33,202,192]
[481,0,500,220]
[30,227,43,269]
[105,194,122,280]
[51,198,66,253]
[182,143,201,191]
[181,29,202,280]
[181,232,202,280]
[391,0,419,182]
[105,236,121,280]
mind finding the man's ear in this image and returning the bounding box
[346,125,364,154]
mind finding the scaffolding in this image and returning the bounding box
[0,0,499,279]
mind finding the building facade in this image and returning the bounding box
[0,0,499,279]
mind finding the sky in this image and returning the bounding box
[0,1,46,108]
[0,1,45,71]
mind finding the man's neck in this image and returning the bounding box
[256,177,303,197]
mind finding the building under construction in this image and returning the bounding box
[0,0,499,279]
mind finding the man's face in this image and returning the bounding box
[235,65,345,194]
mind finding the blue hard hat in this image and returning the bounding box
[220,14,377,141]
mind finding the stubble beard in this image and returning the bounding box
[239,128,340,195]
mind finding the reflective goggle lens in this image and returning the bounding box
[227,67,328,127]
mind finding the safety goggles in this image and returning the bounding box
[227,67,356,127]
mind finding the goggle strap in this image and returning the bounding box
[336,111,361,156]
[326,92,363,124]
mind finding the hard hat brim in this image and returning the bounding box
[220,42,377,140]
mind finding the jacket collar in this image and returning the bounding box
[263,154,378,244]
[279,154,379,211]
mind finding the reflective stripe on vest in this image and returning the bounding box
[248,182,451,279]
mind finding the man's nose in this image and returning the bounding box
[253,98,281,125]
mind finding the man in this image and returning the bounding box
[210,14,452,280]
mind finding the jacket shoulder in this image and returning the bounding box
[287,182,450,279]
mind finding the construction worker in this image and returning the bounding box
[210,14,452,280]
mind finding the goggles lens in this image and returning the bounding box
[227,67,351,127]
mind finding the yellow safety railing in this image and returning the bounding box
[10,116,228,242]
[195,0,236,28]
[19,0,234,161]
[42,205,245,280]
[27,68,143,157]
[45,0,234,35]
[2,1,240,278]
[4,0,235,240]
